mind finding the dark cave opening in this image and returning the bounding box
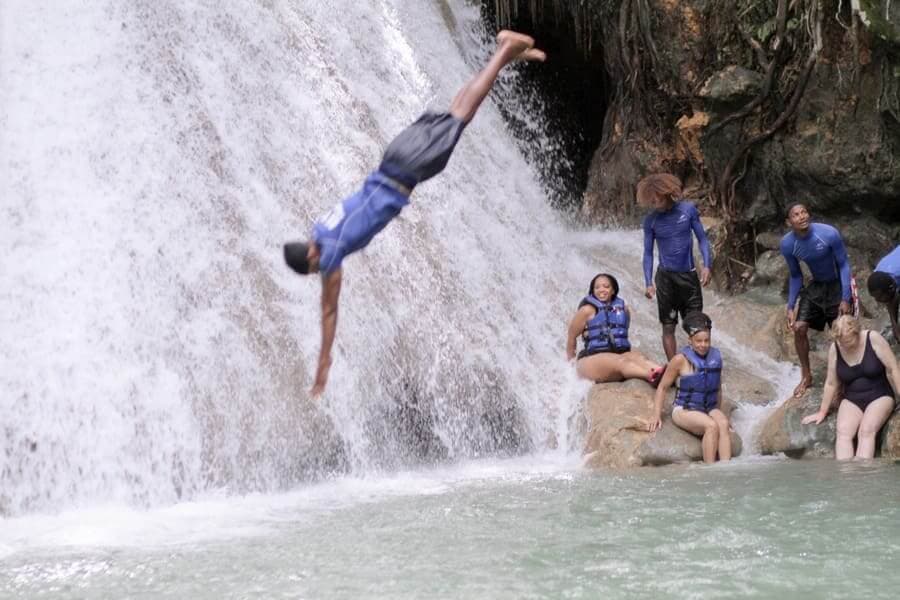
[481,5,610,211]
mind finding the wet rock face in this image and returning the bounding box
[698,66,764,105]
[492,0,900,252]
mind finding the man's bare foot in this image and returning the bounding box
[496,30,534,55]
[517,48,546,62]
[793,376,813,398]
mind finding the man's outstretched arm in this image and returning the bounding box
[311,268,343,397]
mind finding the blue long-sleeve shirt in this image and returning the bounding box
[642,201,712,286]
[780,222,851,309]
[312,171,410,274]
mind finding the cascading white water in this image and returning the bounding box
[1,0,792,518]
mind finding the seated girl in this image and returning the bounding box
[649,312,731,463]
[566,273,664,385]
[801,315,898,459]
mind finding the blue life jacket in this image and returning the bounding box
[674,346,722,413]
[580,296,631,354]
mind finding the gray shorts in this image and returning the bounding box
[378,111,466,188]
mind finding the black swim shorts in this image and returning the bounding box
[796,279,842,331]
[378,111,467,188]
[655,269,703,326]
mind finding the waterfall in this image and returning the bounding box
[0,0,596,516]
[0,0,791,517]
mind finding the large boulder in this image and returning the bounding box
[582,380,743,468]
[761,394,900,458]
[879,412,900,458]
[758,392,836,458]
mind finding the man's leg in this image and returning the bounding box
[662,324,677,361]
[449,31,545,123]
[792,321,813,397]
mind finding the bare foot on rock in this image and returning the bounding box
[792,375,812,398]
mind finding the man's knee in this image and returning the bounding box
[662,324,676,335]
[793,322,810,338]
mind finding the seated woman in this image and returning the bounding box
[566,273,664,385]
[801,315,899,459]
[649,312,731,463]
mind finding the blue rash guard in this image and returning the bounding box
[780,222,852,309]
[874,245,900,287]
[312,171,410,274]
[642,201,713,286]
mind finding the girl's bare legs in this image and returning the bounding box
[855,396,894,458]
[576,354,625,383]
[672,409,719,463]
[616,351,663,382]
[708,408,732,461]
[449,31,545,123]
[835,400,863,460]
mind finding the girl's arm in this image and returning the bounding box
[649,355,684,432]
[566,306,592,361]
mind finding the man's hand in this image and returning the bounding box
[645,285,656,299]
[786,308,796,331]
[700,267,712,287]
[310,354,332,398]
[838,300,851,316]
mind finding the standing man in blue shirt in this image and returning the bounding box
[639,174,713,360]
[780,202,852,397]
[867,245,900,343]
[283,31,545,396]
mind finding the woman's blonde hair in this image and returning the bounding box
[831,314,861,342]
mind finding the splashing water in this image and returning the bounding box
[1,0,794,518]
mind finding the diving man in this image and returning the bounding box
[284,31,546,396]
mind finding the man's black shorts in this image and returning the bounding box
[796,279,842,331]
[655,269,703,326]
[379,111,467,188]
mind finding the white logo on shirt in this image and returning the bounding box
[318,203,345,230]
[677,214,688,223]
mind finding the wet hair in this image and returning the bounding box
[636,174,683,206]
[831,314,861,341]
[682,311,712,337]
[284,241,312,275]
[785,202,808,219]
[867,271,896,299]
[588,273,620,300]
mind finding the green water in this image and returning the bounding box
[3,456,899,599]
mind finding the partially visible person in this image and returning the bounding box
[649,312,731,464]
[639,174,713,361]
[780,202,852,398]
[867,245,900,343]
[566,273,664,385]
[801,315,898,459]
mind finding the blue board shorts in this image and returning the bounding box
[378,111,467,190]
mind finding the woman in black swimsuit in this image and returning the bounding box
[802,315,899,459]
